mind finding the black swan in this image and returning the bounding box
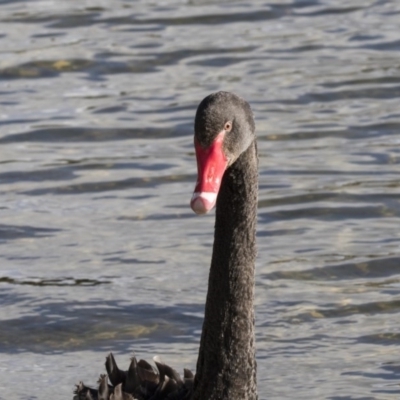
[74,91,258,400]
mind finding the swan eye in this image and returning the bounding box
[224,121,232,132]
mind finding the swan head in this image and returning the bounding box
[191,91,255,215]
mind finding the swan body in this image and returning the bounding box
[74,91,258,400]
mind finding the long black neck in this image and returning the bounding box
[192,140,258,400]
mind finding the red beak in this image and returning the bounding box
[190,131,228,215]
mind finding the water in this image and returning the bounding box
[1,0,400,399]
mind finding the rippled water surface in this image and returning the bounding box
[1,0,400,399]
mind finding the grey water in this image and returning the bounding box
[1,0,400,399]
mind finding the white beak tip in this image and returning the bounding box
[190,192,217,215]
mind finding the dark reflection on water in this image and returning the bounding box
[275,86,400,104]
[1,0,400,399]
[0,47,256,79]
[356,333,400,346]
[297,299,400,320]
[0,299,202,352]
[265,256,400,281]
[258,122,400,140]
[261,205,400,221]
[0,125,190,143]
[22,173,193,195]
[0,162,179,184]
[0,276,110,287]
[0,224,61,241]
